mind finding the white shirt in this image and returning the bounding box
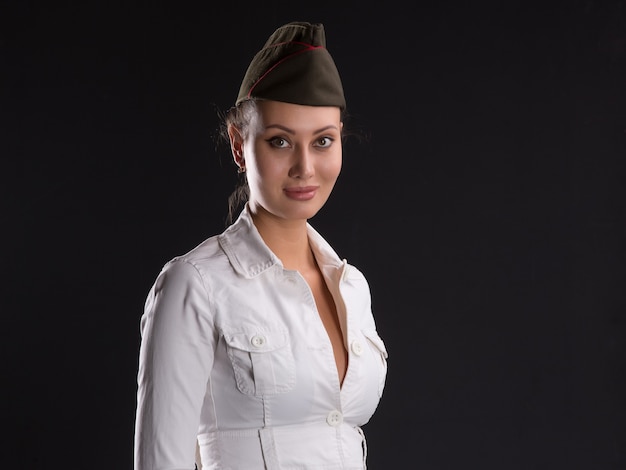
[134,206,388,470]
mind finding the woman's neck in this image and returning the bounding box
[249,206,316,271]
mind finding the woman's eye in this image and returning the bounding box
[268,137,289,148]
[315,136,334,148]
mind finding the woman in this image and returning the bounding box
[134,21,388,469]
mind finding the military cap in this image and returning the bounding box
[235,21,346,110]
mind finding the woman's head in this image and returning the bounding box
[229,99,342,223]
[221,21,347,224]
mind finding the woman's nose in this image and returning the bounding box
[289,147,314,179]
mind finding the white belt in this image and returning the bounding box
[197,421,367,469]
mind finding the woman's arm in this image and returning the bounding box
[134,259,216,470]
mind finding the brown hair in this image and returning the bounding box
[217,100,257,225]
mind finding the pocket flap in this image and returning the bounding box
[224,328,289,353]
[363,329,388,359]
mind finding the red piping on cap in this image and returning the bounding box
[246,41,325,100]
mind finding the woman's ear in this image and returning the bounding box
[227,125,245,169]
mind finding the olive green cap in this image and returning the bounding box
[235,21,346,110]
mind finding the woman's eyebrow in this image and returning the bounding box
[264,124,339,134]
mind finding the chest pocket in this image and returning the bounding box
[223,328,296,396]
[363,329,388,398]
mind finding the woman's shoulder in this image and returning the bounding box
[166,232,228,272]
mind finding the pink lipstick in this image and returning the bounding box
[284,186,318,201]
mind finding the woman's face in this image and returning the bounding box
[239,100,343,222]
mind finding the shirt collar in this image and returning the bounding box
[217,204,345,279]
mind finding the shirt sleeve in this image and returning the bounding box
[134,258,216,470]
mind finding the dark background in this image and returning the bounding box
[2,1,625,468]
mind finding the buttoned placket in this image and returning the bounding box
[285,267,348,433]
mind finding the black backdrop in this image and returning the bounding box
[2,1,625,468]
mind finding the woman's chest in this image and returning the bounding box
[202,269,386,429]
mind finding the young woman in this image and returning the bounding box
[134,21,388,469]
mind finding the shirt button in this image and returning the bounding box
[250,335,266,348]
[351,340,363,356]
[326,410,343,427]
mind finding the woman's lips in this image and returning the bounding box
[284,186,318,201]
